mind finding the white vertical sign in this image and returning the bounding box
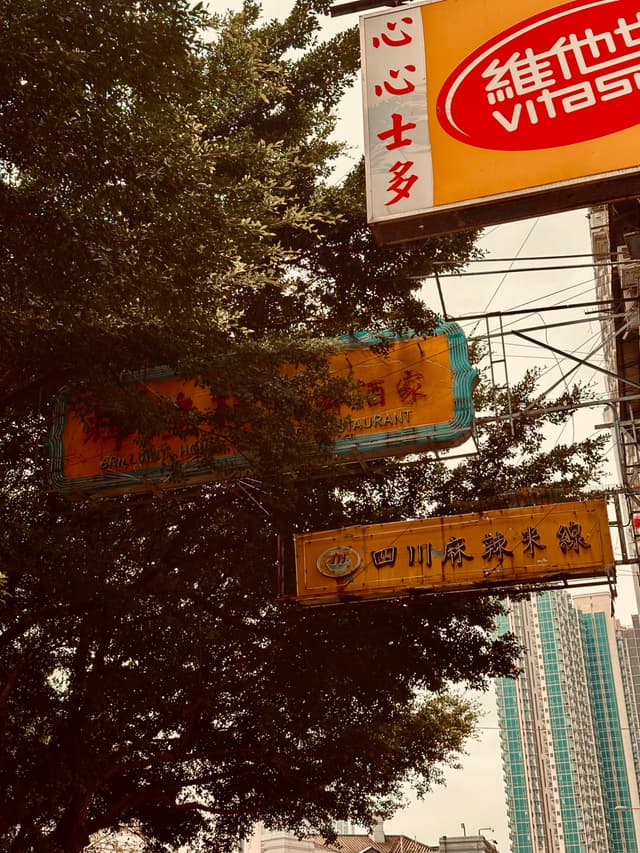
[360,4,435,224]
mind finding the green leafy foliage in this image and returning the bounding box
[0,1,604,851]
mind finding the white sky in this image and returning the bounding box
[220,2,640,849]
[384,208,621,853]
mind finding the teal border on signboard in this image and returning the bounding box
[332,321,477,459]
[46,322,478,497]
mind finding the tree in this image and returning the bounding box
[0,1,604,851]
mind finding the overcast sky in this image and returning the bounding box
[220,2,639,849]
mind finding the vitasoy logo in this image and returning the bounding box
[437,0,640,150]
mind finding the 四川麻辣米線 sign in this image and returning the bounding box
[293,500,614,605]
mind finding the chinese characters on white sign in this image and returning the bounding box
[360,3,433,222]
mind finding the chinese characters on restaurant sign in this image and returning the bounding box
[293,500,614,605]
[46,323,477,497]
[361,0,640,244]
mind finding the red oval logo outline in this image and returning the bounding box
[436,0,640,150]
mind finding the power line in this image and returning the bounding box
[448,298,619,323]
[431,252,630,264]
[414,261,615,278]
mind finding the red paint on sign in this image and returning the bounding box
[437,0,640,150]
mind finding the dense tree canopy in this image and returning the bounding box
[0,1,606,851]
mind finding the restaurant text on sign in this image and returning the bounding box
[47,324,478,497]
[292,501,615,604]
[364,521,591,572]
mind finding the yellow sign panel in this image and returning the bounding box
[46,324,477,497]
[361,0,640,242]
[294,500,614,605]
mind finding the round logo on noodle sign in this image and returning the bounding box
[436,0,640,151]
[316,547,361,579]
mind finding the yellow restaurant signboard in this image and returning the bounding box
[46,323,477,497]
[293,500,614,605]
[361,0,640,244]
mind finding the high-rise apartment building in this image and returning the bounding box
[574,594,640,852]
[496,591,640,853]
[616,615,640,808]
